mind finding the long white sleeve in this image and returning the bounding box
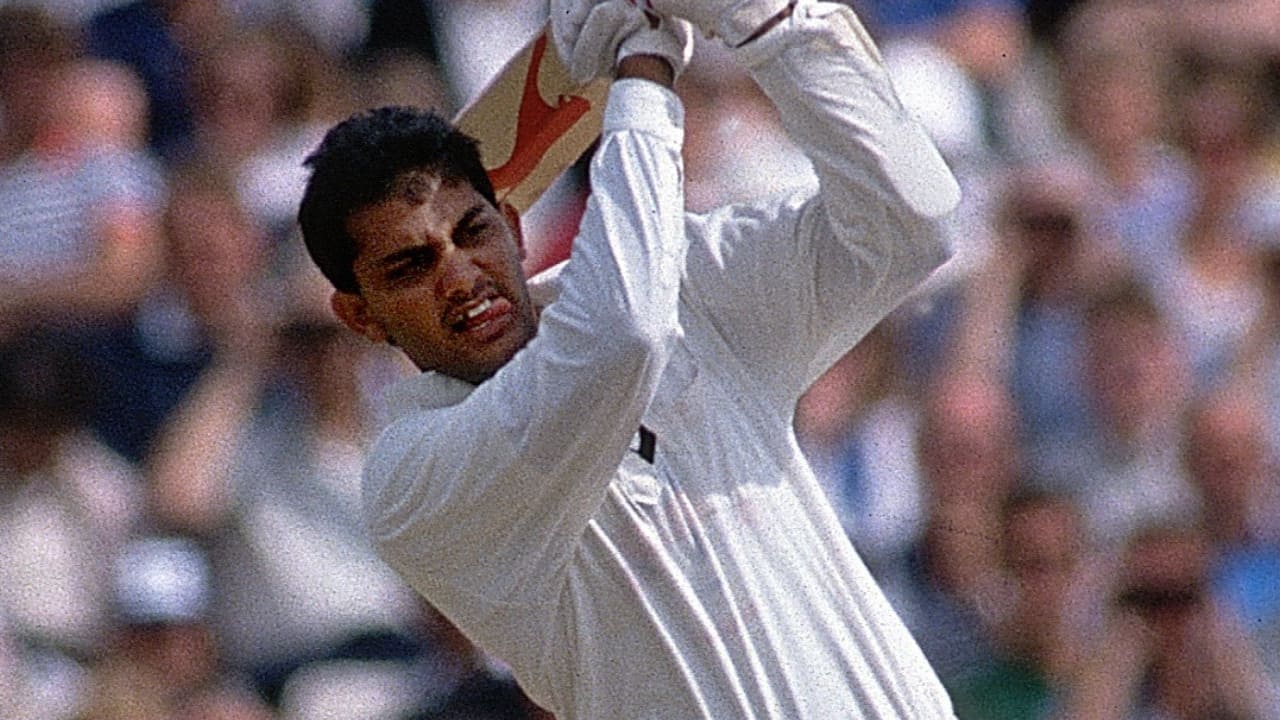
[681,1,960,402]
[363,80,687,607]
[357,20,961,717]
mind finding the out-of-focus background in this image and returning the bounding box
[0,1,1277,718]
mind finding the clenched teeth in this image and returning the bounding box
[465,298,493,320]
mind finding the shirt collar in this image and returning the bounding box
[376,260,568,421]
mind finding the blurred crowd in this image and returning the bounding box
[0,0,1278,718]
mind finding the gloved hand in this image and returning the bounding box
[628,0,792,47]
[551,0,695,85]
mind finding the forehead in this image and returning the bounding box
[346,176,488,255]
[1125,533,1207,579]
[1007,502,1078,547]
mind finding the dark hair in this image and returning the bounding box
[1083,276,1162,330]
[298,106,495,293]
[999,486,1077,529]
[0,330,95,431]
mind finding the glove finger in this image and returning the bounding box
[550,0,593,66]
[572,2,646,83]
[618,15,695,77]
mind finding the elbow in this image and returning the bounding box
[883,199,956,285]
[913,213,957,279]
[893,164,961,273]
[896,162,961,225]
[561,307,677,406]
[598,275,682,365]
[926,213,957,268]
[604,313,678,374]
[879,116,963,224]
[536,293,679,385]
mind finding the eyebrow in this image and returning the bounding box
[371,202,490,271]
[453,204,487,234]
[375,244,434,272]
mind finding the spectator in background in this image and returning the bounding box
[229,0,367,60]
[1055,280,1202,550]
[0,6,79,163]
[144,261,420,704]
[266,600,549,720]
[1231,207,1280,459]
[872,0,1065,377]
[402,620,554,720]
[882,367,1021,686]
[86,0,235,163]
[80,536,274,720]
[0,591,91,720]
[348,43,453,116]
[361,0,442,66]
[187,25,356,246]
[1059,523,1278,720]
[865,0,1027,36]
[0,55,166,344]
[1183,388,1280,683]
[89,158,272,464]
[0,332,143,711]
[1169,0,1280,66]
[795,322,926,579]
[1053,1,1197,288]
[878,0,1062,165]
[950,490,1100,720]
[232,25,359,245]
[1153,51,1279,389]
[949,157,1125,484]
[1020,0,1085,45]
[0,610,34,720]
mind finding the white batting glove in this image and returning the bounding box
[551,0,695,85]
[627,0,792,47]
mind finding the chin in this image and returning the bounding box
[454,341,526,384]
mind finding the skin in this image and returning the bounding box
[331,54,675,384]
[332,176,538,384]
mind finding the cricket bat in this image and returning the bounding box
[453,23,611,214]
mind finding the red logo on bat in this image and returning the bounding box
[487,33,592,194]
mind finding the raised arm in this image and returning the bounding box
[679,1,961,402]
[365,73,688,606]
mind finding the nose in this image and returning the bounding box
[436,247,484,301]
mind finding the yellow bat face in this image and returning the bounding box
[454,24,610,215]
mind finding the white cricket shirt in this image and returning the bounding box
[364,3,962,717]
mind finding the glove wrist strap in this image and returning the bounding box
[718,0,794,47]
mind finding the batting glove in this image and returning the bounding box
[551,0,695,85]
[627,0,792,47]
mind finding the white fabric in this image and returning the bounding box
[552,1,648,84]
[617,13,695,78]
[365,4,959,718]
[640,0,792,47]
[552,0,695,83]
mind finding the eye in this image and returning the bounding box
[384,249,435,283]
[455,219,490,245]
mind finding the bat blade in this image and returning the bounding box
[453,23,610,214]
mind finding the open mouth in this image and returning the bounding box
[450,296,511,334]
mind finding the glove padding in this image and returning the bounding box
[552,0,694,85]
[629,0,791,47]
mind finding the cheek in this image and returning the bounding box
[367,287,442,337]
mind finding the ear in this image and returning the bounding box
[499,201,525,261]
[331,290,391,345]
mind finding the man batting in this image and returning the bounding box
[297,0,961,717]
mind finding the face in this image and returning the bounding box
[332,176,538,383]
[1117,531,1210,630]
[1004,502,1083,610]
